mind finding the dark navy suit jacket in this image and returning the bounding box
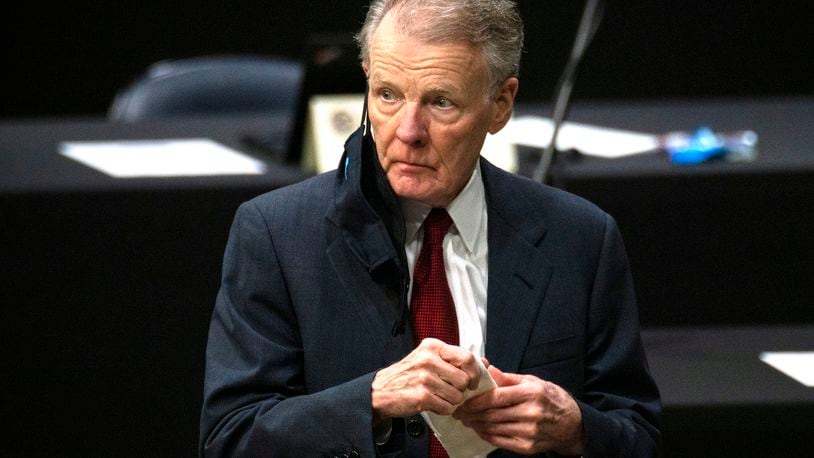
[200,131,661,457]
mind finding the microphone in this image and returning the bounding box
[533,0,606,184]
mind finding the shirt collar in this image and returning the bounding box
[401,162,485,253]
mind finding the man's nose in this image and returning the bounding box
[395,102,428,148]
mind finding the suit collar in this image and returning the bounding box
[480,158,548,246]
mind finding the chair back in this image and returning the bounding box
[108,55,304,122]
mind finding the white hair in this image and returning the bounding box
[355,0,524,90]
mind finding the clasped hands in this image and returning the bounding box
[371,338,585,456]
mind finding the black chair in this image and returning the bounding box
[108,55,304,122]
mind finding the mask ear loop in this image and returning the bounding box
[361,82,370,136]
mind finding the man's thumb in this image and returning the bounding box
[488,365,523,387]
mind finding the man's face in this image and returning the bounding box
[366,14,518,207]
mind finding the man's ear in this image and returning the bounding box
[488,77,519,134]
[362,64,370,78]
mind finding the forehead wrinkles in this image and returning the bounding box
[369,39,483,92]
[369,55,470,87]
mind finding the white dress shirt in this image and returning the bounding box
[401,163,489,358]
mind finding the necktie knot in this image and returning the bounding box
[423,208,454,246]
[414,209,453,285]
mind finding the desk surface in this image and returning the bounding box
[519,95,814,179]
[0,112,310,193]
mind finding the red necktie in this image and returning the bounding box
[410,208,458,458]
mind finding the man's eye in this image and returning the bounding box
[435,97,452,108]
[380,89,395,101]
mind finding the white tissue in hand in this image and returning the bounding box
[421,356,497,458]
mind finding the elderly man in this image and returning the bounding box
[200,0,661,457]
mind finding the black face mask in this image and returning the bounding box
[366,95,406,252]
[335,91,410,336]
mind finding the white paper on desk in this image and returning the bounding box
[421,356,498,458]
[59,138,266,177]
[495,115,659,158]
[759,352,814,387]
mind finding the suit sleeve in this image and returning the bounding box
[578,213,662,457]
[199,201,376,457]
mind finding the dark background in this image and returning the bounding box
[3,0,811,119]
[2,2,812,457]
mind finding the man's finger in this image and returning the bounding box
[456,373,531,415]
[436,342,481,388]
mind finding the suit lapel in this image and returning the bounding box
[485,211,552,372]
[482,162,553,372]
